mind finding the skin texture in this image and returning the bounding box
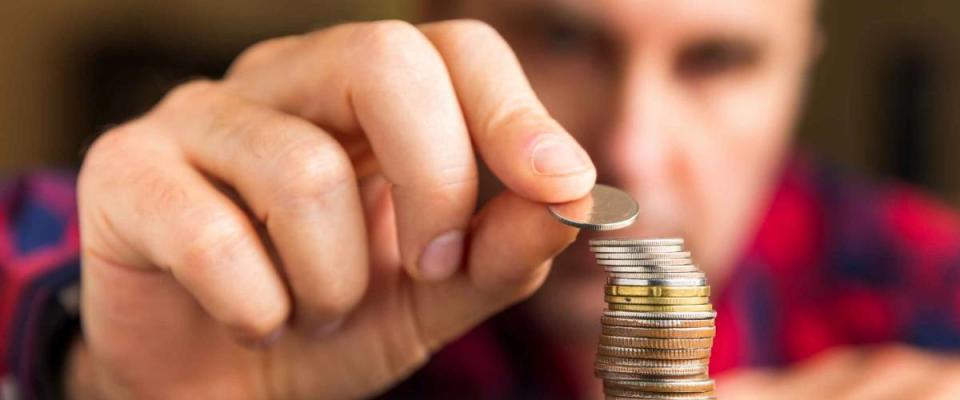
[70,0,960,399]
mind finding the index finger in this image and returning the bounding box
[420,20,597,202]
[225,22,478,282]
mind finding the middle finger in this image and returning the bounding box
[150,81,369,333]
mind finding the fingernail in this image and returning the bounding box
[309,317,344,339]
[531,136,591,176]
[418,230,465,281]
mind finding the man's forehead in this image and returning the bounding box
[469,0,809,39]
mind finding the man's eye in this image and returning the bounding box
[677,40,760,78]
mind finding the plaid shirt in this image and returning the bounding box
[3,156,960,399]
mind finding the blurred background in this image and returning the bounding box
[1,1,959,203]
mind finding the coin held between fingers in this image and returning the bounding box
[547,184,639,231]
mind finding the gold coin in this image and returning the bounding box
[604,378,715,393]
[598,371,711,383]
[605,285,710,297]
[602,326,716,339]
[605,295,709,305]
[598,345,711,360]
[608,303,713,312]
[604,265,701,273]
[599,335,713,349]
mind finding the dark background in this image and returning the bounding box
[1,1,959,203]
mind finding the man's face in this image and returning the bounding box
[445,0,818,336]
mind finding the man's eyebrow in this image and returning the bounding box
[541,2,606,31]
[492,0,606,34]
[686,32,769,52]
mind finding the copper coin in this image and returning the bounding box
[602,326,716,339]
[597,346,712,360]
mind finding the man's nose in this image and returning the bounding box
[599,52,678,187]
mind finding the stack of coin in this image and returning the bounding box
[591,238,716,400]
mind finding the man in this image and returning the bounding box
[3,0,960,398]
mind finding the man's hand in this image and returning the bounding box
[717,345,960,400]
[76,20,596,399]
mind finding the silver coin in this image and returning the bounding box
[603,310,717,320]
[604,265,701,273]
[597,259,693,267]
[594,356,711,368]
[607,272,706,280]
[597,259,694,267]
[600,316,716,328]
[548,184,639,231]
[607,278,707,287]
[590,238,684,247]
[590,245,684,253]
[594,363,709,377]
[593,251,691,258]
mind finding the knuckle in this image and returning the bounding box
[362,19,423,46]
[82,126,138,170]
[392,162,478,210]
[176,210,248,269]
[79,124,156,191]
[230,112,302,162]
[483,96,549,135]
[275,138,354,202]
[227,301,287,341]
[138,174,192,220]
[158,79,222,112]
[440,19,502,43]
[230,36,299,76]
[355,20,439,77]
[173,209,289,340]
[303,278,365,317]
[428,163,479,193]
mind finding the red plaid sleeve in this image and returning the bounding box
[0,171,81,399]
